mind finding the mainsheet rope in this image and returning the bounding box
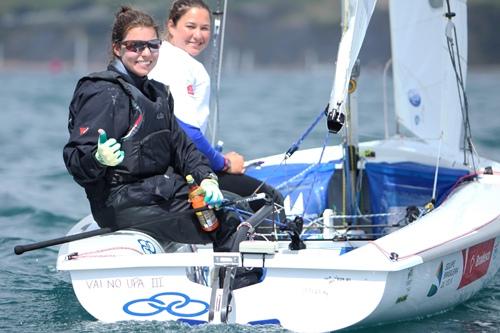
[251,107,328,193]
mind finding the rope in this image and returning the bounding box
[67,246,144,260]
[275,163,315,191]
[324,212,395,219]
[249,104,331,200]
[251,124,334,205]
[285,107,327,159]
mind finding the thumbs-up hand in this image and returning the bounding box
[94,129,124,166]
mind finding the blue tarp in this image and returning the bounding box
[246,160,468,230]
[365,162,469,226]
[246,161,337,219]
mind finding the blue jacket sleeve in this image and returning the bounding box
[176,118,225,171]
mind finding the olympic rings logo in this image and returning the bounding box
[123,292,209,318]
[138,239,157,254]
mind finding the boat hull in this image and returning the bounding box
[57,143,500,332]
[58,214,500,332]
[59,235,499,332]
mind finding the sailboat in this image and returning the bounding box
[15,0,500,332]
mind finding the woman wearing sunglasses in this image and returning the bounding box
[63,6,238,250]
[149,0,285,227]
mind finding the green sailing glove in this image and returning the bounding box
[95,129,124,166]
[200,178,224,207]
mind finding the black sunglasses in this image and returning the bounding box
[120,39,162,53]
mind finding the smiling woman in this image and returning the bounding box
[110,9,161,77]
[61,5,238,251]
[114,30,161,77]
[149,0,286,225]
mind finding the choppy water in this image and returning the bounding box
[1,67,499,332]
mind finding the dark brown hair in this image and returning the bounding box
[111,6,159,45]
[168,0,211,26]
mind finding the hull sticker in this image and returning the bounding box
[458,239,495,289]
[123,292,209,318]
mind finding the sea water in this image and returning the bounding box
[1,67,499,332]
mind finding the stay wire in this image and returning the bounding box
[445,0,478,171]
[249,107,330,220]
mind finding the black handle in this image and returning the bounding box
[14,228,112,255]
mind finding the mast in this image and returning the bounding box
[344,0,361,219]
[344,59,360,219]
[328,0,376,219]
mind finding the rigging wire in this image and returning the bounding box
[431,131,444,205]
[444,0,478,171]
[249,107,334,222]
[422,0,478,212]
[251,106,329,194]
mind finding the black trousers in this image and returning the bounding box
[91,173,283,249]
[92,173,241,250]
[217,172,286,229]
[118,193,247,251]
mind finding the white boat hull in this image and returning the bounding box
[57,162,500,331]
[58,234,500,332]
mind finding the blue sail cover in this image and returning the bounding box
[246,161,338,220]
[365,162,469,226]
[247,160,468,232]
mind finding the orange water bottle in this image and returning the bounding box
[186,175,220,232]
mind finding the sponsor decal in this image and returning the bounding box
[123,291,208,318]
[138,239,157,254]
[79,127,89,135]
[441,260,459,287]
[407,89,421,107]
[427,261,443,297]
[458,239,494,289]
[427,259,460,297]
[187,84,194,95]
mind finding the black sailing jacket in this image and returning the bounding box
[63,60,213,214]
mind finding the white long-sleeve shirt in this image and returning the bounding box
[149,41,225,171]
[150,41,211,133]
